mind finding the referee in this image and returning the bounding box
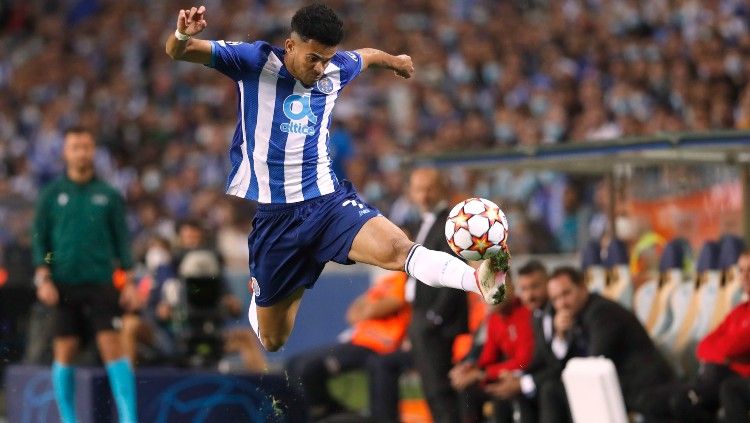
[32,127,138,423]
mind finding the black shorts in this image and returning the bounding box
[53,283,123,337]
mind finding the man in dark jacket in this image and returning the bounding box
[545,266,674,421]
[407,167,468,423]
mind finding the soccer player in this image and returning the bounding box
[32,127,138,423]
[165,4,509,352]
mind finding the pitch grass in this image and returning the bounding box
[328,371,424,412]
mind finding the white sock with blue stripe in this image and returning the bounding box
[404,244,479,294]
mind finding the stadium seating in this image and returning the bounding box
[658,242,720,376]
[602,239,632,309]
[636,239,689,337]
[709,235,748,330]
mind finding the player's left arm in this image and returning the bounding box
[355,48,414,79]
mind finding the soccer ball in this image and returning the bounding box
[445,197,508,261]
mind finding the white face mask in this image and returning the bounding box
[145,246,171,271]
[615,216,638,241]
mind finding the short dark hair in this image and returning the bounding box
[177,218,204,233]
[550,266,585,287]
[518,260,548,278]
[63,125,93,138]
[291,3,344,46]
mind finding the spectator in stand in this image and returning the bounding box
[3,0,750,258]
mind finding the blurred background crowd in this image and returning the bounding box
[1,0,749,271]
[1,0,750,421]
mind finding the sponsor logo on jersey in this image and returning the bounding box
[281,94,317,136]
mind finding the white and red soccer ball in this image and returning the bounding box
[445,198,508,261]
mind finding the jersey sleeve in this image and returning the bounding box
[336,50,364,86]
[207,40,267,81]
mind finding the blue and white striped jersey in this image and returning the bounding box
[208,40,363,204]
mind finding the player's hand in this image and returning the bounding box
[37,280,59,306]
[394,54,414,79]
[177,6,208,36]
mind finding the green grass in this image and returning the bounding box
[328,370,425,412]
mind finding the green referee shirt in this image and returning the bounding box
[32,175,134,285]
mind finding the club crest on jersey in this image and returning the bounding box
[316,77,334,94]
[281,94,317,136]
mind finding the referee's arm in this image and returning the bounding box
[110,192,134,272]
[31,187,53,274]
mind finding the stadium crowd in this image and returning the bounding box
[1,0,750,264]
[2,0,750,421]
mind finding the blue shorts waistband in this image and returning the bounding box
[255,185,342,215]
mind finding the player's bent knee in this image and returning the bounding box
[260,334,287,352]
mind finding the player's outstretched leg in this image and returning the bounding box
[349,216,509,304]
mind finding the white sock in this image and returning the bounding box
[248,295,261,340]
[404,244,480,294]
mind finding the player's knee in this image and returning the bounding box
[260,334,287,352]
[383,237,414,271]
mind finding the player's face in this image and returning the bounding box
[285,33,336,87]
[63,132,95,172]
[548,275,587,316]
[738,254,750,295]
[517,271,548,310]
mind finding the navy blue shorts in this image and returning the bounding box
[248,180,379,306]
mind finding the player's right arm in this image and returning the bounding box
[165,6,212,64]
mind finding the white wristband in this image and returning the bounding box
[175,30,191,41]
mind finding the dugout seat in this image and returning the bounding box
[642,239,689,337]
[709,235,747,330]
[602,239,632,309]
[660,241,720,376]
